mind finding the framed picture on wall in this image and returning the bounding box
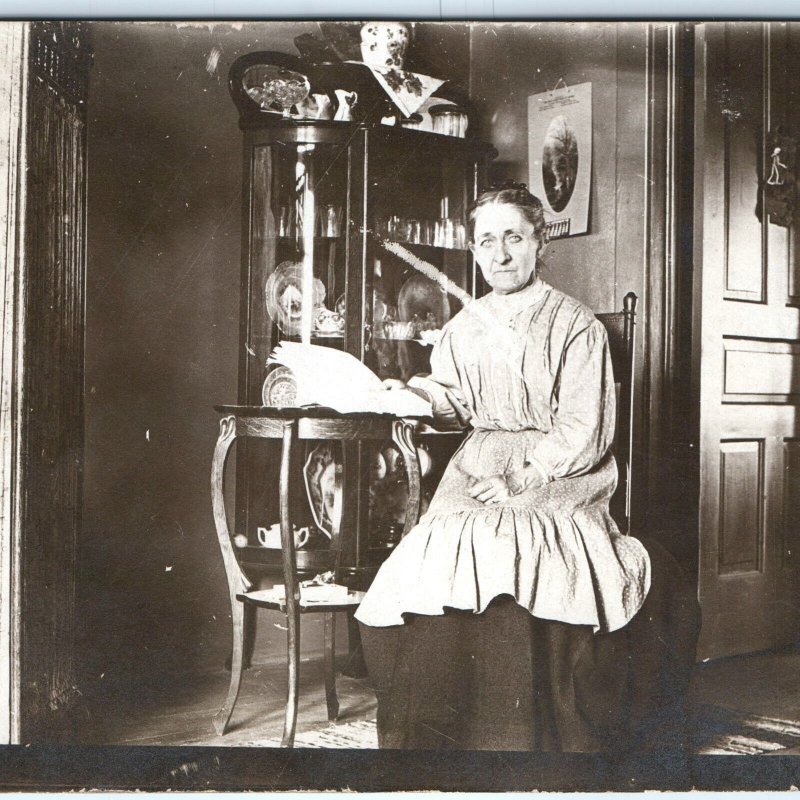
[527,81,592,238]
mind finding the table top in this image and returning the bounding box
[215,404,433,423]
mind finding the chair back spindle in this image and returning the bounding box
[596,292,637,534]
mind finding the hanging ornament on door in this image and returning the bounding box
[764,128,797,228]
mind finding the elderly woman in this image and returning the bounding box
[355,185,698,752]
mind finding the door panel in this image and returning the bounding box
[722,24,764,302]
[718,440,763,573]
[696,22,800,659]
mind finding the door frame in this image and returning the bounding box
[0,20,29,745]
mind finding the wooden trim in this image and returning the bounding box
[0,21,29,745]
[641,22,696,547]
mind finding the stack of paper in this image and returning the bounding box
[267,342,431,417]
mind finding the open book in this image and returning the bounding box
[267,342,432,417]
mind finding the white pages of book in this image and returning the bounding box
[267,342,432,417]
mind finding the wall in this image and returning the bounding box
[470,22,649,314]
[81,21,471,697]
[83,21,309,690]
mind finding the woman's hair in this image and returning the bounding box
[467,182,548,246]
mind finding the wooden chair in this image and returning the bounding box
[596,291,637,534]
[210,409,422,747]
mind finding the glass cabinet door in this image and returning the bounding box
[246,140,349,406]
[237,137,352,550]
[364,131,483,383]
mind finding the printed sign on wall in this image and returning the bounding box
[528,81,592,238]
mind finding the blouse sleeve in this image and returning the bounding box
[527,319,616,481]
[428,326,461,387]
[407,326,470,430]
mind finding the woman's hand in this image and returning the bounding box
[407,376,472,428]
[469,465,548,505]
[469,475,511,505]
[382,378,406,391]
[443,386,472,427]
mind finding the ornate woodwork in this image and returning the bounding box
[15,21,91,740]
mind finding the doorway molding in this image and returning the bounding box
[0,20,29,745]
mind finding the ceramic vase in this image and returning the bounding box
[359,22,410,70]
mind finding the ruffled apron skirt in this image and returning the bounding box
[355,428,650,633]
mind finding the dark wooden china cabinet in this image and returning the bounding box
[227,53,496,589]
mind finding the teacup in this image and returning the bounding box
[257,523,311,549]
[315,308,345,333]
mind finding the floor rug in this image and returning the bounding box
[248,707,800,753]
[692,705,800,754]
[246,719,378,749]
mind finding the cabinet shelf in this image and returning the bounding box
[238,544,332,575]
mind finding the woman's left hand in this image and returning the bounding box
[469,475,511,505]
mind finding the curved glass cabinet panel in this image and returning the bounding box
[233,106,494,582]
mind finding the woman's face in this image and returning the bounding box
[470,203,542,295]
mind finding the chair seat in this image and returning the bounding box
[237,588,365,612]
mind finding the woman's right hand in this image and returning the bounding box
[382,378,406,391]
[407,376,471,429]
[443,386,472,426]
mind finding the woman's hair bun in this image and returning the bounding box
[467,182,548,244]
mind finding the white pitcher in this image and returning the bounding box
[333,90,358,122]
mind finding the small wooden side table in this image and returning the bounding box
[210,405,423,746]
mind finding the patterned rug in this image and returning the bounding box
[248,719,378,749]
[693,705,800,754]
[249,707,800,753]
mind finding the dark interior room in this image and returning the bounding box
[3,19,800,781]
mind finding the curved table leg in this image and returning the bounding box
[211,415,251,736]
[392,419,422,537]
[279,420,301,748]
[324,611,339,721]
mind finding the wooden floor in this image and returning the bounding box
[75,656,377,747]
[74,647,800,750]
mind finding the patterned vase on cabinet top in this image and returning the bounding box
[360,22,410,70]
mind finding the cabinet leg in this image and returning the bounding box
[281,605,301,747]
[243,603,256,669]
[324,612,339,721]
[341,612,368,678]
[213,599,245,735]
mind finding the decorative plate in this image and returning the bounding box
[397,273,451,330]
[265,261,326,336]
[303,442,341,538]
[261,366,298,407]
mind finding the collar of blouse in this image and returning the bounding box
[485,278,549,323]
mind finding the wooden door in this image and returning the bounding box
[695,22,800,659]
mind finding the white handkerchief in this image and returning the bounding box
[365,65,444,117]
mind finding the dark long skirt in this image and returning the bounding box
[358,538,700,752]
